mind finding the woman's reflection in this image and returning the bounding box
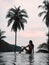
[29,54,34,65]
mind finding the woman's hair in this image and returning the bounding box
[29,40,34,48]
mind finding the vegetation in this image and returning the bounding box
[38,0,49,52]
[0,29,6,41]
[36,42,48,53]
[0,29,21,52]
[0,40,21,52]
[6,6,28,51]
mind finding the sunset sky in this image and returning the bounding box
[0,0,48,49]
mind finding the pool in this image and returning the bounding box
[0,52,49,65]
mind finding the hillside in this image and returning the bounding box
[0,40,21,52]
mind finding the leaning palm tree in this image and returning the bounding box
[38,0,49,50]
[6,6,28,51]
[0,29,6,41]
[38,0,49,27]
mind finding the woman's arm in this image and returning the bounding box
[25,45,29,48]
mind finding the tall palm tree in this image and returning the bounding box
[38,0,49,50]
[6,6,28,51]
[0,29,6,41]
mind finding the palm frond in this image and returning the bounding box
[43,1,46,4]
[0,36,6,39]
[0,29,6,40]
[6,11,15,18]
[11,21,17,32]
[43,0,49,5]
[17,21,21,30]
[20,18,27,23]
[7,18,13,26]
[14,5,17,9]
[45,20,49,27]
[38,11,46,17]
[6,13,10,18]
[17,6,21,11]
[20,9,27,14]
[38,5,46,9]
[17,23,21,30]
[38,5,43,8]
[20,22,24,30]
[9,8,16,14]
[43,14,47,21]
[0,30,5,36]
[19,14,28,18]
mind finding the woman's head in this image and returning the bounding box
[29,40,34,48]
[29,40,32,44]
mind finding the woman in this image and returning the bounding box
[22,40,34,54]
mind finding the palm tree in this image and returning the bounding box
[0,29,6,41]
[38,43,47,48]
[6,6,28,51]
[38,0,49,50]
[36,43,49,53]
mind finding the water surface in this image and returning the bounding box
[0,52,49,65]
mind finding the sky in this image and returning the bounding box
[0,0,48,49]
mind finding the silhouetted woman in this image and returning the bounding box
[23,40,34,54]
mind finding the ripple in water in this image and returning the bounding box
[0,52,49,65]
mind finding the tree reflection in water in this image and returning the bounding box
[0,53,5,65]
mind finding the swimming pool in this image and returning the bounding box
[0,52,49,65]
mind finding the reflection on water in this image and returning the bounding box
[29,54,34,65]
[0,52,49,65]
[47,54,49,65]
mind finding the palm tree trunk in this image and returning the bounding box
[15,31,17,52]
[48,27,49,39]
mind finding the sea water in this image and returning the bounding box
[0,52,49,65]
